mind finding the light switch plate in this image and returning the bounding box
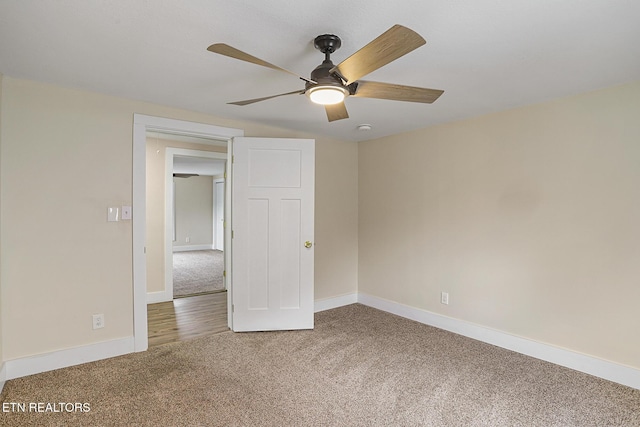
[107,207,119,222]
[121,206,132,220]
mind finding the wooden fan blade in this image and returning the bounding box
[353,80,444,103]
[228,90,304,106]
[325,102,349,122]
[208,43,309,81]
[330,25,426,84]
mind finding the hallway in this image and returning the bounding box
[147,292,228,347]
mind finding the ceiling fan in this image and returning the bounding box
[207,25,444,122]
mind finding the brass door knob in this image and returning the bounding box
[304,241,313,248]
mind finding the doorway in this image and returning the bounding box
[171,158,225,298]
[164,148,227,300]
[132,114,243,352]
[133,116,316,350]
[148,143,226,346]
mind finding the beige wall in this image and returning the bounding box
[0,77,358,360]
[358,81,640,369]
[0,72,3,364]
[145,137,225,294]
[174,176,214,249]
[2,72,636,373]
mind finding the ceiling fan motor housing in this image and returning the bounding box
[305,58,350,104]
[307,59,343,89]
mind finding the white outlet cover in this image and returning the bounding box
[92,314,105,329]
[121,206,132,220]
[441,292,449,305]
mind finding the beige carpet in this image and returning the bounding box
[173,249,225,298]
[1,304,638,426]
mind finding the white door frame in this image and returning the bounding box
[214,178,225,251]
[133,114,243,352]
[165,148,227,301]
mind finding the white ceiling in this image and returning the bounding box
[1,1,639,142]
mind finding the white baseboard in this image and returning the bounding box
[172,244,214,252]
[358,292,640,391]
[314,293,358,312]
[0,362,6,393]
[4,293,636,391]
[0,293,355,383]
[147,289,172,304]
[3,337,134,381]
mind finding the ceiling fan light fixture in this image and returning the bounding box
[209,25,443,122]
[307,85,348,105]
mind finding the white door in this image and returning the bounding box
[214,180,225,250]
[232,137,315,331]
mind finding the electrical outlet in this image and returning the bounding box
[185,237,190,243]
[441,292,449,305]
[92,314,105,330]
[121,206,132,220]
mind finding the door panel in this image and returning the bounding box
[248,149,302,187]
[232,137,315,331]
[247,198,269,310]
[280,199,301,309]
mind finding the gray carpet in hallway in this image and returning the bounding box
[173,249,224,298]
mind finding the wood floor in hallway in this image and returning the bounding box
[147,291,229,348]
